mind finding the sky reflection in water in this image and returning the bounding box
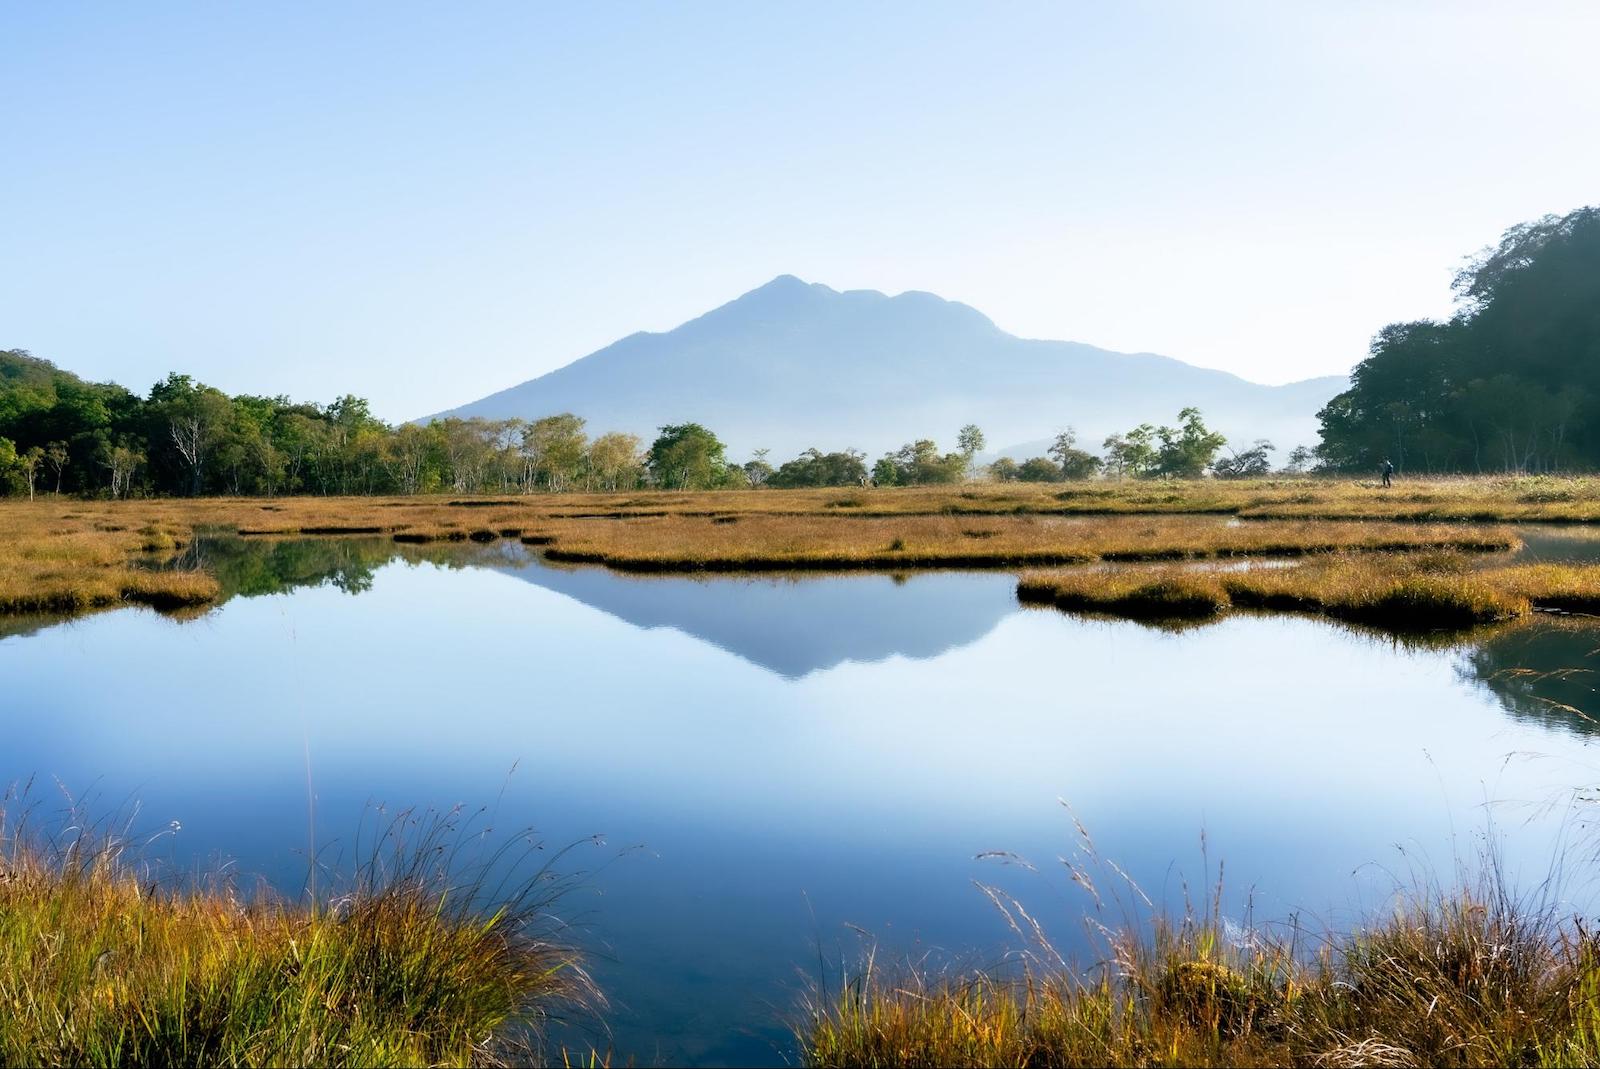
[4,538,1600,1065]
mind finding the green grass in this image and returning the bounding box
[0,803,599,1068]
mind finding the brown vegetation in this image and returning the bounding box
[803,878,1596,1068]
[0,496,1518,618]
[0,805,597,1068]
[1018,553,1600,630]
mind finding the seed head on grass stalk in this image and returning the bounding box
[0,783,607,1068]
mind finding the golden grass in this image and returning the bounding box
[0,807,598,1068]
[0,514,218,614]
[1016,553,1600,629]
[0,496,1523,618]
[804,839,1593,1068]
[532,514,1516,573]
[804,890,1593,1067]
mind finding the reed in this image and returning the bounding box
[802,844,1593,1068]
[0,801,599,1068]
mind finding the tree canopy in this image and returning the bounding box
[0,350,655,497]
[1316,205,1600,473]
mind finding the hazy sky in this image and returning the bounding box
[4,2,1597,421]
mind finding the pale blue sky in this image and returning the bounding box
[4,2,1597,421]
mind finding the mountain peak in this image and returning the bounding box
[427,278,1348,459]
[758,273,813,291]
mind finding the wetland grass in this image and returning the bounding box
[1019,554,1541,629]
[0,496,1518,617]
[8,479,1600,631]
[803,846,1596,1068]
[0,804,599,1068]
[0,514,217,615]
[533,514,1516,573]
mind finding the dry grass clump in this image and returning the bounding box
[803,857,1596,1068]
[1019,568,1233,619]
[0,511,216,615]
[534,514,1515,573]
[1496,563,1600,615]
[1020,554,1534,629]
[0,803,598,1068]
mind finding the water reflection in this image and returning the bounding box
[7,536,1600,1065]
[152,537,1017,678]
[1513,525,1600,565]
[1462,620,1600,737]
[503,560,1017,678]
[52,535,1600,729]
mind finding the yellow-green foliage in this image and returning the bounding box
[0,816,595,1068]
[804,880,1595,1068]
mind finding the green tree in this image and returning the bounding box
[43,442,68,494]
[988,456,1020,482]
[1212,439,1276,479]
[588,432,643,491]
[0,436,16,494]
[1047,428,1101,480]
[18,445,43,500]
[148,373,233,495]
[1153,408,1227,478]
[742,448,774,489]
[1017,457,1063,482]
[875,439,966,486]
[957,424,985,477]
[1283,445,1315,474]
[1102,425,1158,479]
[523,413,588,492]
[1317,206,1600,473]
[768,448,868,488]
[647,423,730,489]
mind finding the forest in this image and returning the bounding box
[0,350,1257,497]
[1315,205,1600,473]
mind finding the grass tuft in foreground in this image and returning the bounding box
[0,801,599,1068]
[803,851,1597,1068]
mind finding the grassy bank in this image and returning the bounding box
[0,496,1521,618]
[1018,554,1600,630]
[532,514,1515,573]
[803,877,1599,1068]
[0,810,596,1068]
[0,517,217,614]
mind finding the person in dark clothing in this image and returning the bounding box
[1380,458,1394,488]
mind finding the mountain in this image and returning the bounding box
[426,275,1347,459]
[497,556,1018,679]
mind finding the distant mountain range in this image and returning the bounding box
[426,275,1347,460]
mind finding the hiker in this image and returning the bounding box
[1380,458,1394,488]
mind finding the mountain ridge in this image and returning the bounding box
[425,275,1348,458]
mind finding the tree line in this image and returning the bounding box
[0,349,1304,500]
[1315,204,1600,474]
[0,351,665,498]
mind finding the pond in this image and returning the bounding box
[5,536,1600,1065]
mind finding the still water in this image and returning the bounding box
[5,538,1600,1064]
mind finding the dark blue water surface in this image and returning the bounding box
[5,538,1600,1065]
